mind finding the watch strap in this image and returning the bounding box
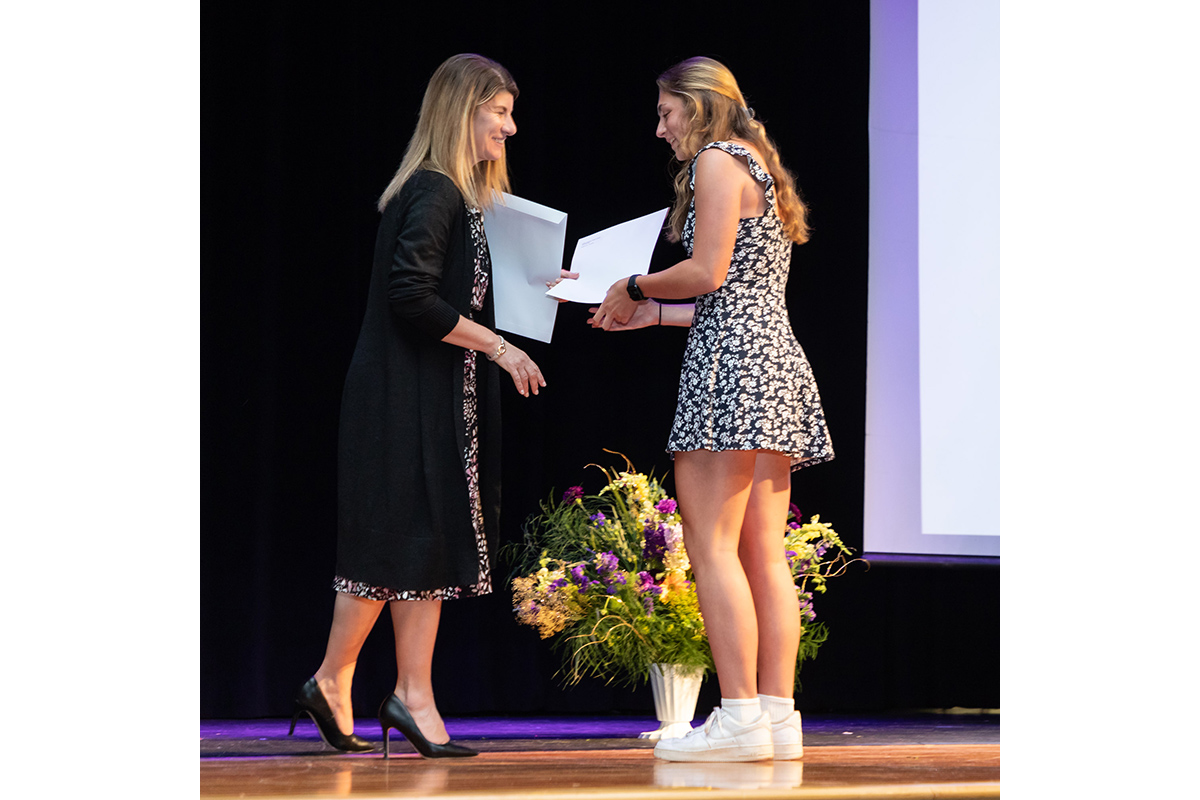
[626,274,646,302]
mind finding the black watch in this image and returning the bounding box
[626,274,646,302]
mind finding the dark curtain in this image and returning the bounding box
[202,1,998,718]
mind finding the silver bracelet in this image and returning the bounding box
[486,334,507,361]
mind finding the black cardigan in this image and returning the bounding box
[335,170,502,593]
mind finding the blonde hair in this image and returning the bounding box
[657,57,809,244]
[377,54,518,212]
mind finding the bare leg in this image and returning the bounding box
[738,452,799,698]
[313,592,386,735]
[389,599,451,744]
[673,449,760,699]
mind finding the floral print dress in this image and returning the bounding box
[332,205,494,601]
[666,141,834,470]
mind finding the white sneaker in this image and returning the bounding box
[653,706,774,762]
[771,710,804,760]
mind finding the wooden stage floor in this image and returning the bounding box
[201,714,999,799]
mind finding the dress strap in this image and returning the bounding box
[688,141,776,208]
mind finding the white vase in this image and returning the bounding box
[638,663,703,741]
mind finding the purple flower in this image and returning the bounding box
[596,551,619,575]
[589,511,606,526]
[642,522,667,562]
[789,503,802,521]
[642,595,656,614]
[595,551,623,588]
[549,578,568,591]
[797,592,815,623]
[655,498,677,514]
[636,571,663,597]
[785,550,797,559]
[569,565,594,590]
[788,521,801,530]
[562,486,584,504]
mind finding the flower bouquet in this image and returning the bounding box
[507,454,857,691]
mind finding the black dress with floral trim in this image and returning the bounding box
[332,202,494,602]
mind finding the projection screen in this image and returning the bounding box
[864,0,1000,556]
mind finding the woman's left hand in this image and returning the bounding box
[589,277,640,330]
[494,342,545,397]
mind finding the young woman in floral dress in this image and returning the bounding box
[591,56,834,762]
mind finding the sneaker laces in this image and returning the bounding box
[695,707,727,738]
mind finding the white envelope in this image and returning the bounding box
[547,208,669,304]
[483,193,568,343]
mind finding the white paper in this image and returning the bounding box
[483,193,568,343]
[546,208,669,304]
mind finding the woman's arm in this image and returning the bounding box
[387,177,545,396]
[590,149,747,330]
[386,180,467,337]
[441,317,545,397]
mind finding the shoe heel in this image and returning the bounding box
[377,694,477,759]
[290,677,375,753]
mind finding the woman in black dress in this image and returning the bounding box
[290,54,546,758]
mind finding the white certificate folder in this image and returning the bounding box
[483,193,568,344]
[545,208,668,304]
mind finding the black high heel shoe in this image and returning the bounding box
[288,677,375,753]
[379,694,477,759]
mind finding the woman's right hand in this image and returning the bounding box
[494,343,545,397]
[545,269,580,303]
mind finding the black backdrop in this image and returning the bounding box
[202,1,998,719]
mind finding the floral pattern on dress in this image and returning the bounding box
[332,203,495,601]
[666,141,834,471]
[461,207,493,596]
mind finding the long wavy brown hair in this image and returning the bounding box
[657,57,809,244]
[377,54,518,212]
